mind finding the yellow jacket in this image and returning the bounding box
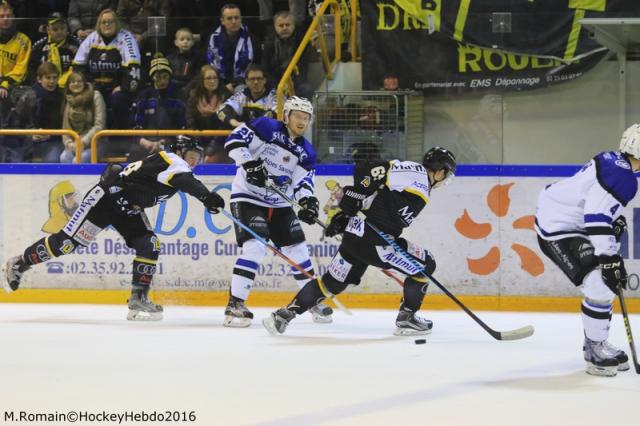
[0,31,31,89]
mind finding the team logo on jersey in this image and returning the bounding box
[360,176,371,188]
[100,52,107,61]
[282,155,291,163]
[616,159,631,170]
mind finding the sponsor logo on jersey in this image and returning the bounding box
[616,159,631,170]
[397,206,415,225]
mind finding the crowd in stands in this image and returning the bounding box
[0,0,321,163]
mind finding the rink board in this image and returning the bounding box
[1,164,639,311]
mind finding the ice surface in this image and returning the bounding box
[0,304,638,425]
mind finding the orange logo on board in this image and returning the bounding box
[454,183,544,276]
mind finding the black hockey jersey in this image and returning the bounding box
[114,151,209,213]
[354,160,431,237]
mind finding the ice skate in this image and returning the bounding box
[583,337,619,377]
[584,340,629,372]
[2,256,30,293]
[394,306,433,336]
[262,308,296,335]
[309,302,333,324]
[127,285,163,321]
[223,295,253,328]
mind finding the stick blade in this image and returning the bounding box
[497,325,535,341]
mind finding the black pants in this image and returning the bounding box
[537,235,598,286]
[230,201,306,248]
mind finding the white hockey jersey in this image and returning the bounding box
[224,116,316,208]
[535,151,638,256]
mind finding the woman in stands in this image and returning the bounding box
[186,65,232,163]
[72,8,141,130]
[60,71,106,163]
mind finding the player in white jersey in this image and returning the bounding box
[535,124,640,376]
[262,147,457,336]
[222,96,332,327]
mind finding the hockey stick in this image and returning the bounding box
[361,218,534,341]
[617,286,640,373]
[265,182,406,287]
[220,209,352,315]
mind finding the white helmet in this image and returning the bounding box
[283,96,313,123]
[619,123,640,159]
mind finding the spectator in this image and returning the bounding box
[73,8,141,129]
[166,27,201,94]
[68,0,117,41]
[0,0,31,128]
[206,3,254,92]
[186,64,231,163]
[60,71,106,163]
[217,64,276,128]
[128,54,185,161]
[261,10,312,99]
[15,62,64,163]
[28,13,80,87]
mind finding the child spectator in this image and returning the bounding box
[128,55,186,161]
[60,71,106,163]
[166,27,201,95]
[15,62,64,163]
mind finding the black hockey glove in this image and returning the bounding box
[339,186,368,216]
[325,211,350,237]
[200,191,225,214]
[598,254,627,293]
[298,196,319,225]
[612,215,627,242]
[243,159,268,187]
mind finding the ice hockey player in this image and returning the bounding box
[535,125,640,377]
[223,96,333,327]
[262,147,457,336]
[1,135,225,321]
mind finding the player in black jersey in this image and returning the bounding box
[1,136,225,321]
[263,147,457,336]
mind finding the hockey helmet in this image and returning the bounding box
[619,124,640,160]
[165,135,203,157]
[423,147,456,183]
[283,96,313,123]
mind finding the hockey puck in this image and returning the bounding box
[414,339,427,345]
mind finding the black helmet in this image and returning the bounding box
[423,147,456,178]
[165,135,203,157]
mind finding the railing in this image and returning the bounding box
[0,129,82,163]
[276,0,343,119]
[90,130,231,163]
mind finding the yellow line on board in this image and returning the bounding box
[1,290,639,313]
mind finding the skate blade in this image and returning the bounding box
[617,361,630,371]
[393,327,432,336]
[586,362,618,377]
[127,310,163,321]
[262,317,281,335]
[223,315,251,328]
[311,313,333,324]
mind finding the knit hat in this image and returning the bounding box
[47,12,66,25]
[149,55,172,77]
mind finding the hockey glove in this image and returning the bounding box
[243,159,268,187]
[598,254,627,293]
[325,211,350,237]
[298,196,319,225]
[200,191,225,214]
[339,186,368,216]
[612,215,627,242]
